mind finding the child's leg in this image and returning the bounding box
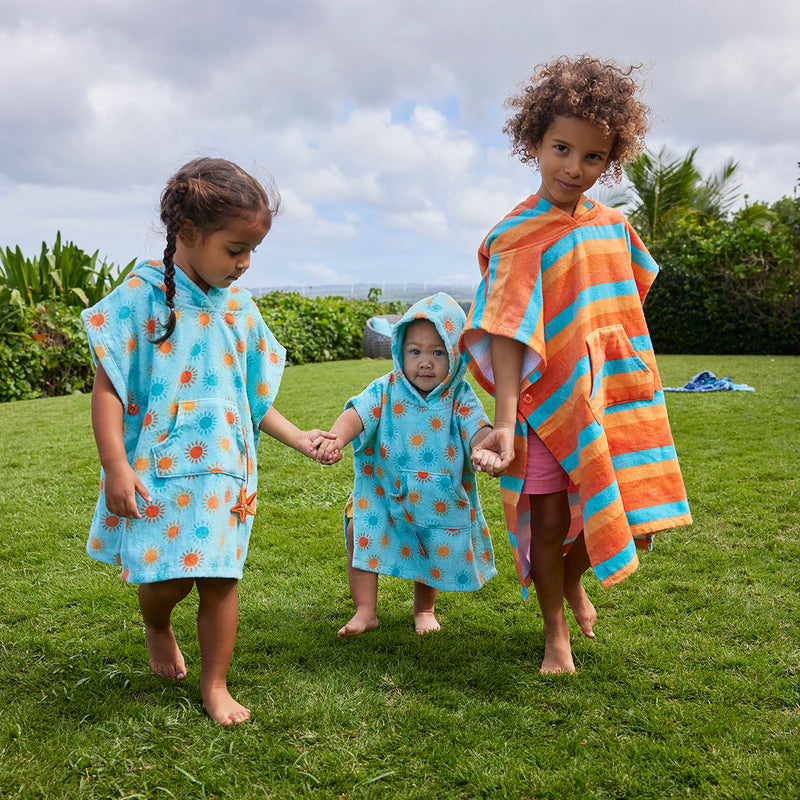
[138,578,194,680]
[563,531,596,638]
[195,577,249,726]
[413,581,440,634]
[529,489,575,674]
[338,520,379,638]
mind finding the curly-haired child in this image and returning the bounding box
[461,56,692,674]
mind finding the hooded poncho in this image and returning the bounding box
[82,261,285,584]
[460,196,691,593]
[346,293,496,592]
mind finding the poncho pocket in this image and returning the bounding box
[150,398,247,481]
[399,470,471,530]
[586,324,654,424]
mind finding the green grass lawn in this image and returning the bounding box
[1,355,798,799]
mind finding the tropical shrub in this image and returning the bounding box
[0,232,135,311]
[0,234,134,401]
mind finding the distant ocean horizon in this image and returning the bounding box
[249,282,480,307]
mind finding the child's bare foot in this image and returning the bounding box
[201,683,250,726]
[540,615,576,674]
[337,609,379,638]
[564,582,597,639]
[144,625,187,680]
[414,611,441,634]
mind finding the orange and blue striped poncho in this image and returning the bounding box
[459,195,691,594]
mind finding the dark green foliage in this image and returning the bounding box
[0,234,135,401]
[0,231,135,310]
[255,289,405,365]
[0,302,95,400]
[645,197,800,354]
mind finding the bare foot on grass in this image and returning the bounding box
[414,611,441,634]
[201,683,250,726]
[564,582,597,639]
[540,615,576,675]
[144,625,187,680]
[337,610,379,638]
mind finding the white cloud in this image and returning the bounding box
[2,0,799,286]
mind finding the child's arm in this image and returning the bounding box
[315,406,365,465]
[258,406,336,459]
[91,364,151,518]
[471,334,524,476]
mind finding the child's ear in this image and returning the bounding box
[528,141,541,159]
[177,220,198,246]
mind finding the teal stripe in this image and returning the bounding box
[628,335,652,351]
[626,500,690,526]
[603,391,667,416]
[581,479,620,521]
[632,243,659,275]
[557,419,602,474]
[526,355,591,427]
[500,474,524,494]
[593,538,637,583]
[546,279,639,341]
[541,222,629,271]
[611,445,678,470]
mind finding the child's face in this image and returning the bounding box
[402,320,449,398]
[175,213,270,294]
[530,115,613,215]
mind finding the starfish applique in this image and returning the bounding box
[231,487,257,523]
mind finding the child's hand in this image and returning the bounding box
[296,429,337,460]
[471,426,515,477]
[102,462,151,518]
[316,436,343,465]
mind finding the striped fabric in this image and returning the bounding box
[460,195,691,593]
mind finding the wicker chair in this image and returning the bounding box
[362,314,401,359]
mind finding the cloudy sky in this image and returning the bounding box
[1,0,798,291]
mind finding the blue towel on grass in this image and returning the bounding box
[663,371,755,393]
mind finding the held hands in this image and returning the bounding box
[315,435,344,465]
[471,425,515,477]
[102,461,152,519]
[296,429,338,460]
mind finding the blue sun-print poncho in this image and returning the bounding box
[82,261,285,584]
[346,293,496,592]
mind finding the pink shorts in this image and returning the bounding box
[522,428,570,495]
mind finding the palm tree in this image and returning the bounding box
[623,147,741,244]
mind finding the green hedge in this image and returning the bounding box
[255,290,404,365]
[0,302,94,401]
[0,288,405,403]
[645,197,800,355]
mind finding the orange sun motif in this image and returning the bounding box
[181,549,203,572]
[432,499,450,516]
[186,441,207,462]
[231,487,257,522]
[143,501,165,523]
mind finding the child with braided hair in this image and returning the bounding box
[82,157,333,724]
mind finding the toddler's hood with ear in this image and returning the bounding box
[390,293,467,400]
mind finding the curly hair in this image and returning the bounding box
[503,55,650,184]
[152,157,281,344]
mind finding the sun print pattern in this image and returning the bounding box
[81,260,285,584]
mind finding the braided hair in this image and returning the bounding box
[151,158,280,344]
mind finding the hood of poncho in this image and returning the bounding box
[390,292,467,401]
[133,259,255,310]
